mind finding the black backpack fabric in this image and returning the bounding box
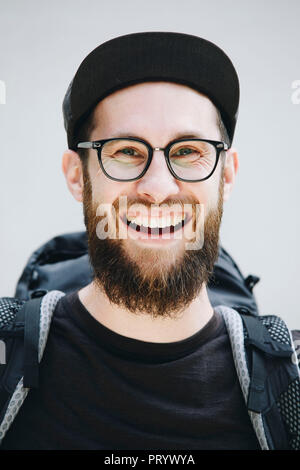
[14,231,261,315]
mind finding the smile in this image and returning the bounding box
[121,214,191,236]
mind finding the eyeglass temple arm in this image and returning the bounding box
[77,142,94,149]
[217,142,229,150]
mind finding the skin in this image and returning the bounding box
[62,81,239,343]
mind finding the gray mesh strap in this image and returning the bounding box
[216,305,269,450]
[289,330,300,379]
[0,290,65,444]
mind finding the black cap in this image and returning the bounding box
[63,32,240,150]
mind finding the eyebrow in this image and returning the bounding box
[109,131,207,142]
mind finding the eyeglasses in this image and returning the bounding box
[77,137,228,183]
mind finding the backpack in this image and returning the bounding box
[0,290,299,449]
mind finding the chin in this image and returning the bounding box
[123,237,185,268]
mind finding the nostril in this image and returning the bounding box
[143,194,164,204]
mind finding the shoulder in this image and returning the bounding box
[0,291,66,328]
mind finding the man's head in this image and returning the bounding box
[62,33,239,318]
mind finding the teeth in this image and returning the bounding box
[133,216,143,226]
[172,214,184,226]
[126,214,185,228]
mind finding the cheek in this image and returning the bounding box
[92,178,115,204]
[90,171,130,207]
[188,179,219,212]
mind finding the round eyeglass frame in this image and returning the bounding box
[77,137,229,183]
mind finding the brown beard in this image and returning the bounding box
[82,171,224,319]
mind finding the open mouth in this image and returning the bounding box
[121,214,191,236]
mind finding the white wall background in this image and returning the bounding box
[0,0,299,329]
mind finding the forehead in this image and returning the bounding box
[91,81,220,141]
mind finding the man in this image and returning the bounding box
[1,32,295,450]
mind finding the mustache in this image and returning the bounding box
[112,195,200,213]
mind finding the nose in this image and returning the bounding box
[135,148,180,204]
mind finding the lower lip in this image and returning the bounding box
[120,216,191,245]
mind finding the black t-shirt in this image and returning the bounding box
[1,291,260,450]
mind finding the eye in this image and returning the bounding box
[171,147,202,158]
[172,147,195,156]
[118,148,139,156]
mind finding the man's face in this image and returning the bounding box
[81,82,227,318]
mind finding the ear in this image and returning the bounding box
[222,147,239,202]
[62,150,85,202]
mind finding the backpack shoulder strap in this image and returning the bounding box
[0,290,65,445]
[291,330,300,369]
[217,305,300,450]
[21,296,43,389]
[217,305,270,449]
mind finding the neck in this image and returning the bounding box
[78,281,214,343]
